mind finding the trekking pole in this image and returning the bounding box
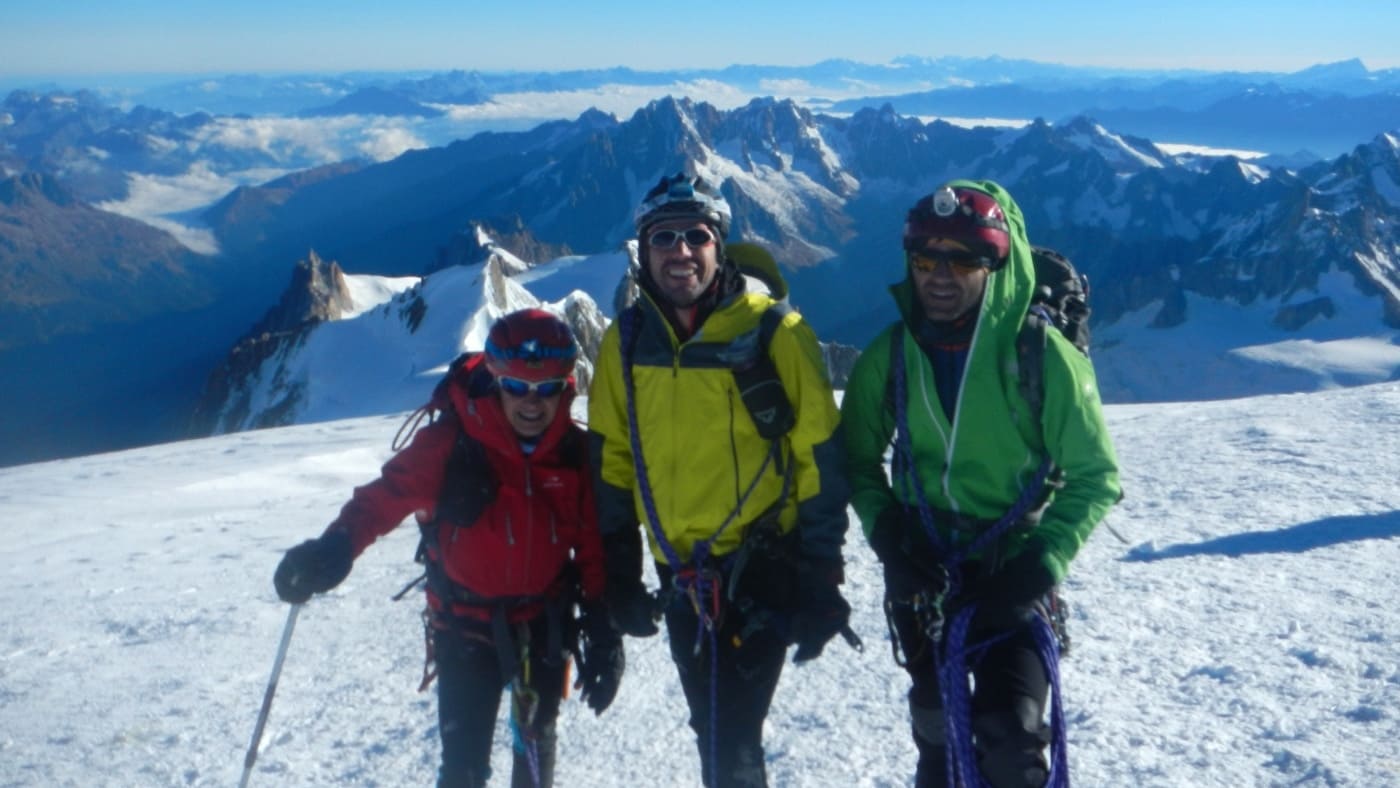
[238,603,303,788]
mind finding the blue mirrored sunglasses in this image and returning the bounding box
[647,227,716,249]
[497,376,566,398]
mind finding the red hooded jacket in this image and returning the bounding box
[324,355,604,622]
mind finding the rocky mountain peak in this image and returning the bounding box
[432,219,571,274]
[250,250,353,335]
[0,172,77,207]
[189,250,354,434]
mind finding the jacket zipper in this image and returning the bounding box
[728,389,741,513]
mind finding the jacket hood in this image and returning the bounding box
[437,353,579,460]
[891,179,1036,357]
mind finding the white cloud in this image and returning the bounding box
[758,78,818,95]
[1156,142,1268,159]
[911,114,1034,130]
[192,116,354,162]
[94,163,293,255]
[355,123,427,162]
[438,79,760,124]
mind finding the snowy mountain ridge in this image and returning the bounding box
[193,239,626,434]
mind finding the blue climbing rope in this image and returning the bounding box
[889,326,1069,787]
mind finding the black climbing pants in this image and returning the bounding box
[433,615,567,788]
[662,579,788,788]
[889,597,1051,788]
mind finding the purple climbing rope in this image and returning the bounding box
[890,326,1069,787]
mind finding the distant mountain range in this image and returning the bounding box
[191,97,1400,346]
[3,58,1400,466]
[11,56,1398,157]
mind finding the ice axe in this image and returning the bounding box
[238,603,302,788]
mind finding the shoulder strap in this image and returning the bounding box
[556,426,587,468]
[733,303,796,440]
[1015,311,1050,426]
[415,419,494,604]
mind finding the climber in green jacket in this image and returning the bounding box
[842,179,1121,788]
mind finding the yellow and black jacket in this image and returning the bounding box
[588,269,848,568]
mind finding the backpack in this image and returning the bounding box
[1027,246,1091,354]
[1015,245,1091,420]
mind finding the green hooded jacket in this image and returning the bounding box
[841,179,1121,582]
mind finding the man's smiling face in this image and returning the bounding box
[643,218,720,309]
[909,239,990,322]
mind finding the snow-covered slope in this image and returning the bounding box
[1,383,1397,786]
[1094,269,1400,401]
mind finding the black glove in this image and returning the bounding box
[970,539,1057,631]
[575,602,625,715]
[273,530,354,604]
[870,507,943,602]
[604,580,660,637]
[602,530,660,637]
[789,560,851,664]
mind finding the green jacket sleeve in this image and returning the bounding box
[840,326,899,540]
[1034,332,1122,581]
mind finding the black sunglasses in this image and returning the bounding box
[907,249,993,273]
[647,227,716,249]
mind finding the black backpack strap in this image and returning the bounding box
[1015,310,1067,524]
[1015,312,1050,426]
[415,414,497,608]
[882,322,905,426]
[732,303,796,440]
[434,426,496,528]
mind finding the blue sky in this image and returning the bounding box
[2,0,1397,76]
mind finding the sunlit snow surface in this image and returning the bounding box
[1,384,1398,786]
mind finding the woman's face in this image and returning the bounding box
[498,380,563,438]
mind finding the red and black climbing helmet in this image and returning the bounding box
[483,309,579,382]
[903,184,1011,268]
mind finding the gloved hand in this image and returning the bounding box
[273,530,354,604]
[602,530,660,637]
[604,580,660,637]
[970,539,1057,631]
[789,560,851,664]
[575,602,625,715]
[981,539,1056,608]
[870,506,943,602]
